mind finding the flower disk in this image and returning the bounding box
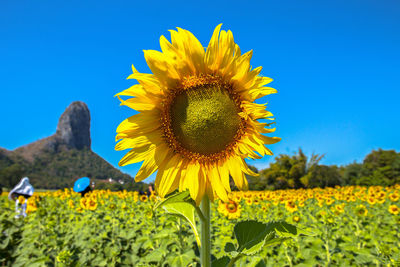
[115,24,281,205]
[170,85,241,155]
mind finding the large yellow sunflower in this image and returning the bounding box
[115,24,280,205]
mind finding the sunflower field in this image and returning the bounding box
[1,185,400,266]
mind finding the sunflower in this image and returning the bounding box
[17,195,25,205]
[389,193,399,202]
[292,215,300,223]
[218,200,241,219]
[334,204,345,213]
[115,24,280,204]
[388,204,399,215]
[355,204,368,217]
[325,198,335,206]
[367,196,376,205]
[285,200,298,213]
[140,195,149,202]
[87,199,98,211]
[80,198,88,209]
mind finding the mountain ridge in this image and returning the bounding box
[0,101,143,190]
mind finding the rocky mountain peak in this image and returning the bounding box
[56,101,91,150]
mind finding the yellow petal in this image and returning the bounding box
[156,153,184,197]
[227,156,248,190]
[118,96,159,112]
[239,158,259,176]
[134,143,170,182]
[144,50,181,87]
[231,50,253,83]
[218,161,231,193]
[176,28,205,74]
[205,24,222,70]
[209,164,229,202]
[115,135,151,151]
[185,162,201,202]
[118,144,154,166]
[238,141,262,159]
[195,170,206,205]
[116,111,160,135]
[203,168,215,202]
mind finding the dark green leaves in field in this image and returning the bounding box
[234,220,298,255]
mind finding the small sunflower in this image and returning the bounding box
[115,24,280,204]
[292,215,300,223]
[80,198,88,209]
[17,195,25,204]
[285,200,298,213]
[140,195,148,202]
[367,196,376,205]
[218,200,241,219]
[388,204,399,215]
[389,193,399,202]
[355,204,368,217]
[245,198,253,206]
[325,198,335,206]
[335,204,345,213]
[87,199,98,211]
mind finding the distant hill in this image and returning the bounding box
[0,101,146,190]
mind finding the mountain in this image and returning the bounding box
[0,101,144,190]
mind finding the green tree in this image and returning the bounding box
[305,165,342,188]
[256,148,324,190]
[340,161,362,185]
[0,164,26,189]
[358,149,400,186]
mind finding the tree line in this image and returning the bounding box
[245,148,400,190]
[1,148,399,191]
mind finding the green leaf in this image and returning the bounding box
[263,236,290,247]
[162,202,201,247]
[153,190,195,210]
[211,256,230,267]
[170,249,196,267]
[233,220,300,256]
[265,221,297,236]
[234,220,271,253]
[224,242,236,253]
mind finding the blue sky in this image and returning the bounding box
[1,0,399,180]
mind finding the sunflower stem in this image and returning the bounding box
[200,195,211,267]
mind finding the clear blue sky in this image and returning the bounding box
[1,0,399,180]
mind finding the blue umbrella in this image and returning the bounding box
[73,177,90,193]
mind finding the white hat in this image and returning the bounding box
[8,177,34,200]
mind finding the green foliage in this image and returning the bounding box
[248,148,400,190]
[0,148,147,191]
[359,149,400,186]
[0,164,26,189]
[1,185,400,266]
[249,148,323,190]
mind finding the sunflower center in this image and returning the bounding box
[226,202,237,212]
[170,86,241,155]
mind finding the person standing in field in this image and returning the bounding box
[73,177,92,197]
[8,177,34,219]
